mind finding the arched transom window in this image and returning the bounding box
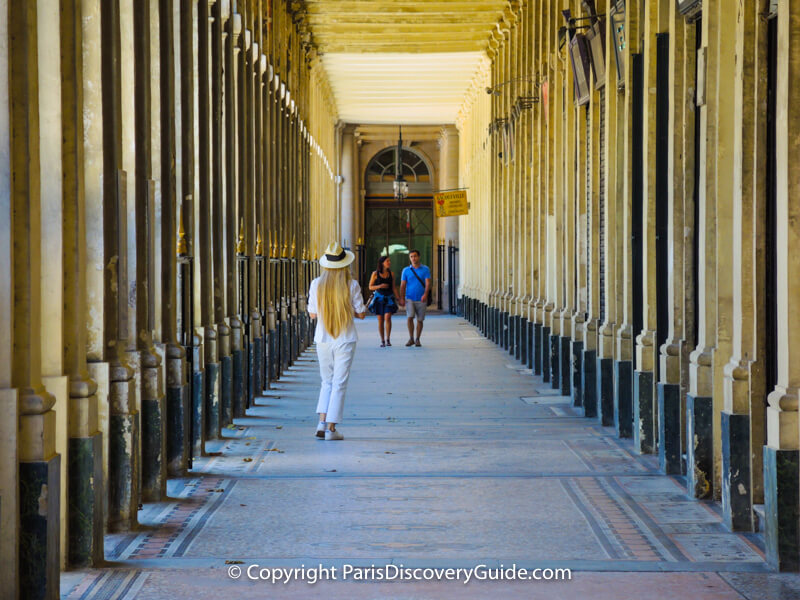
[365,147,431,184]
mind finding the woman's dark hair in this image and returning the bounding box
[376,255,390,274]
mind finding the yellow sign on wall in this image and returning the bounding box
[434,190,469,217]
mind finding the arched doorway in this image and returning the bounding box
[363,146,434,294]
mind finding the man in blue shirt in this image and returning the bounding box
[399,249,431,347]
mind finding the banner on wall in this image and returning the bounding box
[434,190,469,217]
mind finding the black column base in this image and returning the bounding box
[166,383,189,476]
[247,339,257,407]
[633,371,656,453]
[20,455,60,600]
[108,411,140,530]
[550,333,560,389]
[516,317,524,361]
[527,320,534,370]
[764,446,800,571]
[232,349,245,418]
[205,362,220,440]
[191,369,205,457]
[658,381,682,472]
[68,433,103,567]
[506,313,514,353]
[560,336,571,396]
[614,360,633,438]
[142,394,166,501]
[220,353,233,426]
[541,327,551,382]
[597,357,614,426]
[686,394,713,499]
[721,412,753,530]
[571,340,583,409]
[581,349,597,418]
[533,323,542,374]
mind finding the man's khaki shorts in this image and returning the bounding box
[405,300,427,321]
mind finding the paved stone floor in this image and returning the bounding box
[61,315,800,599]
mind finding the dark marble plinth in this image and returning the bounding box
[581,349,597,418]
[141,394,166,501]
[205,362,220,440]
[764,446,800,571]
[166,384,189,476]
[597,357,614,427]
[550,334,560,389]
[541,326,551,382]
[248,339,257,408]
[686,394,713,499]
[571,340,583,409]
[658,381,681,472]
[20,455,60,600]
[633,371,656,453]
[533,323,543,375]
[520,318,528,364]
[191,369,205,457]
[108,411,140,531]
[220,354,233,427]
[68,434,103,567]
[527,321,534,370]
[503,311,510,350]
[614,360,633,438]
[232,349,245,418]
[560,336,571,396]
[516,317,524,361]
[721,412,753,531]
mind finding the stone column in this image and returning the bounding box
[340,126,355,252]
[720,0,763,533]
[163,0,189,477]
[0,0,19,590]
[687,0,721,501]
[763,0,800,572]
[103,0,139,533]
[657,4,693,475]
[60,0,104,566]
[439,126,459,313]
[10,2,61,596]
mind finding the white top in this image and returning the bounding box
[307,277,366,345]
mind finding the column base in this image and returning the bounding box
[506,312,514,353]
[518,317,526,362]
[633,371,656,453]
[560,336,571,396]
[141,394,166,501]
[658,381,682,473]
[247,338,257,408]
[220,354,233,427]
[614,360,633,438]
[550,334,560,389]
[686,394,713,499]
[581,349,597,418]
[108,411,140,531]
[68,433,103,566]
[232,349,245,418]
[597,357,614,427]
[19,455,60,600]
[721,412,753,531]
[205,362,220,440]
[166,383,189,476]
[533,323,543,375]
[571,340,583,409]
[191,369,205,457]
[526,320,534,369]
[541,327,551,382]
[763,446,800,571]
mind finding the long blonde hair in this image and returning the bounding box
[317,266,353,339]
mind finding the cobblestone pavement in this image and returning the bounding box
[61,315,800,599]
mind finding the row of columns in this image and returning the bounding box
[0,0,337,597]
[458,0,800,572]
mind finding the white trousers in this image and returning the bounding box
[315,341,357,424]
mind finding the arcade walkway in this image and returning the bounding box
[60,316,799,600]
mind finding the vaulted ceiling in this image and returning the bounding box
[297,0,509,125]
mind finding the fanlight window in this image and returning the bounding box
[366,147,430,184]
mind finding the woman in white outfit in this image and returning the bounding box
[307,242,367,440]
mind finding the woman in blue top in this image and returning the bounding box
[367,255,401,347]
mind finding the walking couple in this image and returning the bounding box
[306,242,430,441]
[367,249,431,348]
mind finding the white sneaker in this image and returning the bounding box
[315,422,326,439]
[325,429,343,441]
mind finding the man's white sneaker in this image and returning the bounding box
[325,430,344,441]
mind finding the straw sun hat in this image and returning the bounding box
[318,241,355,269]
